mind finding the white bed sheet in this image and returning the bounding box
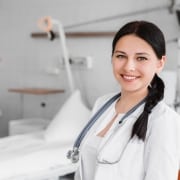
[0,131,77,180]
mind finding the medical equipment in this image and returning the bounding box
[160,70,178,109]
[67,93,146,163]
[38,16,75,93]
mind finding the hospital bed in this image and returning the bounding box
[0,17,87,180]
[0,90,90,180]
[0,131,77,180]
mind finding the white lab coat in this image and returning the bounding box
[75,93,180,180]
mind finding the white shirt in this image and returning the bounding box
[81,135,101,180]
[81,102,124,180]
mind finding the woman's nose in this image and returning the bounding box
[124,59,136,71]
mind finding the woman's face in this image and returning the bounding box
[112,34,165,95]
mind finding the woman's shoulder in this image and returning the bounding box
[96,92,119,103]
[149,101,180,131]
[153,101,180,119]
[91,92,119,114]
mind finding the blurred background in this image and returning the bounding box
[0,0,180,137]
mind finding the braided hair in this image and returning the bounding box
[131,74,164,140]
[112,21,166,141]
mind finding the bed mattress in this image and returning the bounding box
[0,131,77,180]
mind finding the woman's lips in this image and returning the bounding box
[121,74,139,81]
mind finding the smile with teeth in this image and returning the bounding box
[122,74,138,80]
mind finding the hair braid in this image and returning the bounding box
[131,74,165,141]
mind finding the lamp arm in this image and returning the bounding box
[52,19,75,93]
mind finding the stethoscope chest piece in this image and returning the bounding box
[67,147,79,163]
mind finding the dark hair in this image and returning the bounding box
[112,21,165,141]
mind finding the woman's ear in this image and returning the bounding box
[156,55,166,73]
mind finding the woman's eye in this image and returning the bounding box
[137,56,147,61]
[116,54,126,59]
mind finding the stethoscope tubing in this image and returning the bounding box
[73,93,121,148]
[67,93,146,163]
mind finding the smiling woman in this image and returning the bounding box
[71,21,180,180]
[111,34,165,103]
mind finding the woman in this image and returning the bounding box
[74,21,180,180]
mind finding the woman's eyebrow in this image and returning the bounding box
[114,50,126,54]
[114,51,150,56]
[136,52,150,56]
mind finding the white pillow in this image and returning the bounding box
[44,89,91,143]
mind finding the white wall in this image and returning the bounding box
[0,0,179,136]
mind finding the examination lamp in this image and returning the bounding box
[37,16,75,93]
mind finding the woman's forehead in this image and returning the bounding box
[114,35,155,55]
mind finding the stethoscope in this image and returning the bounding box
[67,93,146,163]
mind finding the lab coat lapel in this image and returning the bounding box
[97,104,144,164]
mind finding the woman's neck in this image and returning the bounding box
[116,90,148,114]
